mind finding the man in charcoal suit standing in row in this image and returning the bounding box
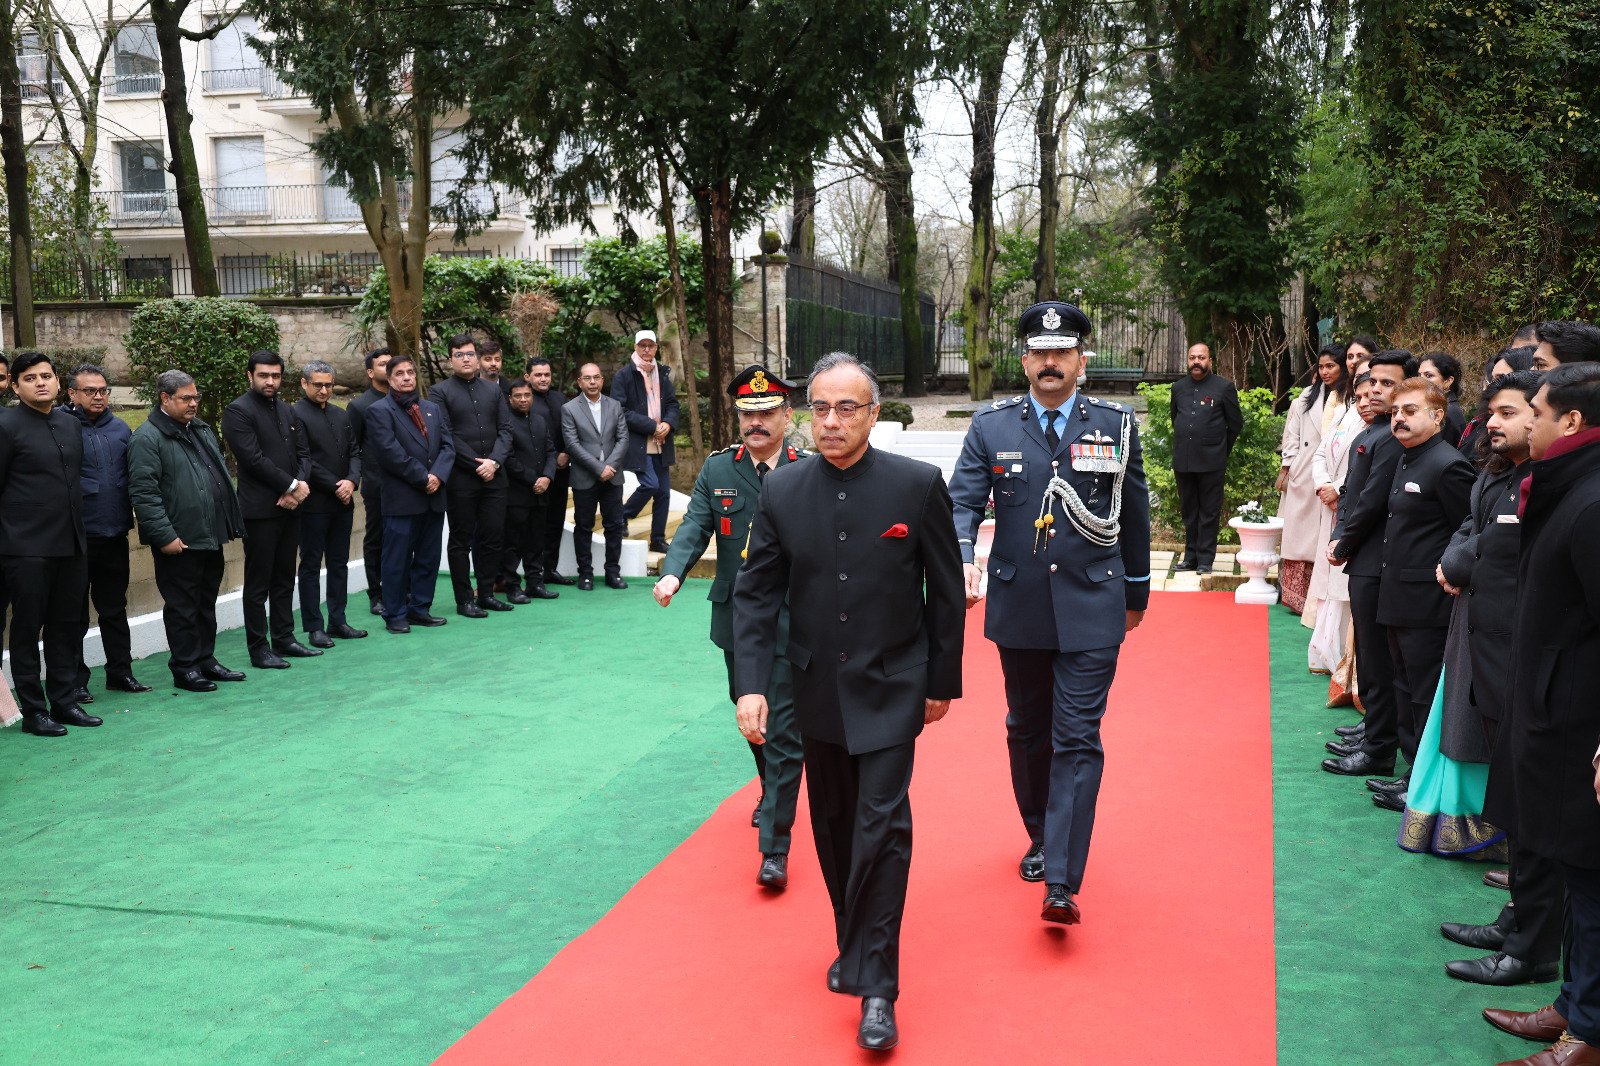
[222,350,320,670]
[293,361,367,648]
[526,357,576,586]
[501,379,561,601]
[346,347,391,616]
[562,362,631,591]
[432,334,515,617]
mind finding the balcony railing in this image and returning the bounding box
[201,67,262,93]
[93,181,522,227]
[106,70,161,96]
[258,67,302,100]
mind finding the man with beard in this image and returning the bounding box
[656,365,809,890]
[525,357,575,586]
[947,301,1151,924]
[1322,351,1409,780]
[613,329,680,554]
[346,348,391,616]
[1433,372,1563,989]
[1169,342,1242,573]
[293,361,366,648]
[1484,361,1600,1066]
[734,352,963,1052]
[478,339,513,396]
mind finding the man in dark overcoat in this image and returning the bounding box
[1168,342,1241,572]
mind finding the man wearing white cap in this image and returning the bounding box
[611,329,680,553]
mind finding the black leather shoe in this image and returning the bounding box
[458,600,488,618]
[546,571,576,586]
[857,997,898,1051]
[648,539,671,553]
[1485,868,1511,891]
[201,661,245,682]
[1321,751,1395,777]
[1445,953,1558,986]
[308,630,336,649]
[1325,739,1362,757]
[173,670,218,692]
[1366,774,1410,794]
[251,652,291,670]
[1335,722,1366,737]
[578,576,595,591]
[408,612,448,627]
[369,601,384,616]
[507,589,532,604]
[757,854,788,890]
[1019,843,1045,882]
[526,585,559,600]
[329,623,368,640]
[21,714,68,737]
[1042,883,1081,925]
[386,621,412,635]
[1372,790,1406,812]
[828,958,844,994]
[1196,566,1213,574]
[106,675,152,693]
[1173,560,1198,572]
[751,804,761,828]
[275,642,323,658]
[1442,921,1508,951]
[71,687,94,705]
[478,595,514,612]
[605,575,629,589]
[55,705,102,727]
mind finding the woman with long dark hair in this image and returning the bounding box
[1276,342,1350,613]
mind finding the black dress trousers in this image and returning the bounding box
[1555,862,1600,1047]
[152,548,226,673]
[78,533,134,684]
[243,513,300,655]
[1385,623,1448,768]
[360,483,384,606]
[503,497,549,588]
[1349,573,1401,763]
[570,481,625,578]
[541,468,571,576]
[1174,468,1226,567]
[803,735,916,1001]
[298,506,354,633]
[0,554,89,715]
[444,473,507,602]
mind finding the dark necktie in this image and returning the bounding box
[407,403,428,438]
[757,461,770,481]
[1045,410,1060,450]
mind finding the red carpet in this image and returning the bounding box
[441,592,1276,1064]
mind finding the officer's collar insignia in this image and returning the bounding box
[786,445,798,460]
[734,444,746,461]
[1042,308,1061,330]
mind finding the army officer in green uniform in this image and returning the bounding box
[654,364,809,891]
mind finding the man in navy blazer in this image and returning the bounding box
[611,330,680,552]
[363,355,455,633]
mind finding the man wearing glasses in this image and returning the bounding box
[66,364,151,701]
[128,369,247,693]
[734,352,965,1052]
[293,362,367,649]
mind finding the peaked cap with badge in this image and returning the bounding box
[730,364,798,412]
[1019,301,1094,351]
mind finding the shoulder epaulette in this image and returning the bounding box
[1088,396,1131,414]
[708,443,738,458]
[786,444,809,460]
[978,396,1025,417]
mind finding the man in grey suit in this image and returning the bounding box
[561,362,630,591]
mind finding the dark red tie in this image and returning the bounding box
[407,405,428,438]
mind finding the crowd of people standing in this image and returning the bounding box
[1274,322,1600,1066]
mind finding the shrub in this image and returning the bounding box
[1136,381,1284,545]
[878,400,914,427]
[125,298,281,432]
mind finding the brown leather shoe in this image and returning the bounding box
[1497,1035,1600,1066]
[1485,1004,1569,1043]
[1485,868,1511,890]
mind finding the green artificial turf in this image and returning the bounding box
[1270,605,1552,1064]
[0,580,752,1064]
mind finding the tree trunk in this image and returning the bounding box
[1208,309,1250,386]
[659,157,704,465]
[876,91,924,397]
[698,179,737,449]
[1033,31,1065,303]
[151,0,219,297]
[0,0,36,344]
[964,63,1003,400]
[788,163,816,259]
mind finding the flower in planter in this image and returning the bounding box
[1234,499,1271,522]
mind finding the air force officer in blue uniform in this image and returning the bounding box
[948,302,1151,926]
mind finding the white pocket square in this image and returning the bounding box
[1403,482,1421,493]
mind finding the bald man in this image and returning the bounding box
[1169,343,1241,573]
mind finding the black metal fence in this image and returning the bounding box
[785,257,935,381]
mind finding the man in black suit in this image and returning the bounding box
[1435,371,1562,988]
[612,329,680,553]
[293,361,367,649]
[501,379,560,601]
[431,334,514,617]
[734,352,964,1052]
[1485,362,1600,1066]
[1169,342,1242,572]
[1323,351,1409,779]
[364,355,455,633]
[0,352,99,736]
[478,339,513,396]
[561,362,631,590]
[526,357,575,586]
[1530,318,1600,371]
[1365,379,1473,784]
[222,350,319,670]
[346,347,391,616]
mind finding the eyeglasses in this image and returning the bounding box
[73,387,111,397]
[306,381,334,390]
[172,394,201,405]
[808,401,874,420]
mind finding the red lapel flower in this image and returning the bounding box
[881,523,909,538]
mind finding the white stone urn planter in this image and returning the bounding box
[1228,516,1284,605]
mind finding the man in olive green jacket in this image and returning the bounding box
[128,370,247,692]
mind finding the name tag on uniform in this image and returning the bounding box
[1069,443,1122,473]
[996,451,1022,461]
[1497,514,1520,524]
[1403,482,1421,493]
